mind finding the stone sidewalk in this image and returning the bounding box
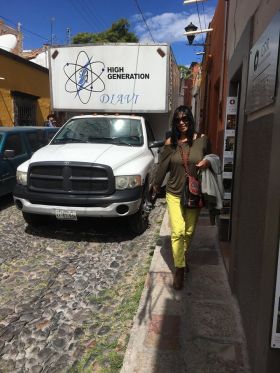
[121,209,251,373]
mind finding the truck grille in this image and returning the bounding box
[28,162,115,195]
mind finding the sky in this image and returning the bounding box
[0,0,217,66]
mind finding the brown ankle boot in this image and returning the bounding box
[173,267,184,290]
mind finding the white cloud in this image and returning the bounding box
[130,12,153,23]
[132,9,215,44]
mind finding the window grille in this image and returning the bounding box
[12,92,38,126]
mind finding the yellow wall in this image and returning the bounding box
[0,51,50,126]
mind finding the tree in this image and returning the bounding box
[72,19,138,44]
[178,65,192,80]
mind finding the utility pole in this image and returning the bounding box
[66,28,71,45]
[50,17,55,45]
[17,22,23,54]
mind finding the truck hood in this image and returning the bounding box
[29,143,146,171]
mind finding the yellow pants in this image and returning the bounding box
[166,192,200,268]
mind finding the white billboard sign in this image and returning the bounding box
[49,44,169,113]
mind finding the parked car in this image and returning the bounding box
[0,126,58,197]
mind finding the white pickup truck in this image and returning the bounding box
[14,43,180,233]
[14,114,164,233]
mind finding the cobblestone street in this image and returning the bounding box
[0,196,166,372]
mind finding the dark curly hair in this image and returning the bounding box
[170,105,195,147]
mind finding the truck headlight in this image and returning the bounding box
[16,170,28,185]
[115,175,141,190]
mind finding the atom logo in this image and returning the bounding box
[64,50,105,104]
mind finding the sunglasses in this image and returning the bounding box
[174,116,189,125]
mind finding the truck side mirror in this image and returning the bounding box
[149,140,164,148]
[4,149,15,159]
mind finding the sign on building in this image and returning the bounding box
[246,12,280,114]
[49,44,170,112]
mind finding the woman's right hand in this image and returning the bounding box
[148,184,159,203]
[152,185,160,195]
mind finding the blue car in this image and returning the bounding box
[0,126,58,197]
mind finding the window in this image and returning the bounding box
[145,122,155,143]
[26,132,40,152]
[45,129,58,142]
[52,117,143,146]
[26,131,49,152]
[3,134,24,156]
[12,92,37,126]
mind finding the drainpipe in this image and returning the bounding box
[218,0,229,155]
[220,0,229,114]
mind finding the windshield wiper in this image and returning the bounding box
[111,138,133,146]
[87,137,113,143]
[52,138,88,144]
[52,137,134,146]
[87,137,131,145]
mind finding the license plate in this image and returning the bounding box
[55,210,77,220]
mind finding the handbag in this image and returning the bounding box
[179,145,204,209]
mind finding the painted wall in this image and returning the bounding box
[227,0,280,60]
[226,1,280,372]
[0,49,50,126]
[199,0,227,156]
[183,77,193,107]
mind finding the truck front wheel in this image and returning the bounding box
[129,186,150,235]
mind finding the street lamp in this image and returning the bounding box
[184,22,198,45]
[184,22,213,46]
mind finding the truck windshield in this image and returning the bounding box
[51,117,143,146]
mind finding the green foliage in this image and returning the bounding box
[178,65,192,79]
[71,32,94,44]
[72,18,138,44]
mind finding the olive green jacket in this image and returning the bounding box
[154,135,210,197]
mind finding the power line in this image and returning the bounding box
[133,0,155,43]
[75,0,105,31]
[83,0,109,30]
[195,0,205,45]
[0,14,49,42]
[201,0,208,31]
[69,0,99,33]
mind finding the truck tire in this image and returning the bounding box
[22,212,48,227]
[129,185,150,235]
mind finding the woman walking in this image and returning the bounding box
[152,105,210,290]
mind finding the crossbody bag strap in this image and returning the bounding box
[179,144,191,177]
